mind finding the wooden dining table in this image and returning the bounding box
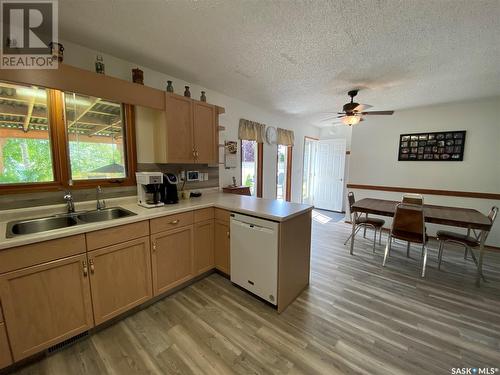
[350,198,493,286]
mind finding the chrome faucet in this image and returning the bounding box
[64,190,75,213]
[96,185,106,210]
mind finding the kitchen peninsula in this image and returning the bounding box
[0,192,312,366]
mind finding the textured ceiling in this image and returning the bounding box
[58,0,500,127]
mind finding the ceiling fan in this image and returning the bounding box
[324,90,395,126]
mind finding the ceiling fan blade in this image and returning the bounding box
[353,103,372,111]
[361,110,394,115]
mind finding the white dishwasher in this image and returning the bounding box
[230,213,279,305]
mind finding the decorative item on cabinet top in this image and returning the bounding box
[166,80,174,93]
[132,68,144,84]
[95,55,105,74]
[200,91,207,102]
[184,86,191,98]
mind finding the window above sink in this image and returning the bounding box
[0,80,137,194]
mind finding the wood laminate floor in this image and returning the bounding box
[11,219,500,375]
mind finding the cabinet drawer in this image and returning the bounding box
[194,208,214,223]
[0,322,12,369]
[0,235,86,274]
[214,208,231,223]
[150,211,194,234]
[86,221,149,251]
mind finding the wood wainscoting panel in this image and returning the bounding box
[277,210,312,313]
[347,184,500,200]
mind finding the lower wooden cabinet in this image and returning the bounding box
[0,254,94,361]
[151,225,194,295]
[0,322,12,369]
[88,237,152,325]
[214,219,230,275]
[194,220,215,275]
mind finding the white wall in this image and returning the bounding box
[348,97,500,246]
[60,40,319,203]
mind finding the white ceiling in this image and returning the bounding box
[59,0,500,127]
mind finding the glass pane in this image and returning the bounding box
[277,144,288,200]
[0,82,54,184]
[241,140,257,195]
[64,92,126,181]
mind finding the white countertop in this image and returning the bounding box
[0,192,313,250]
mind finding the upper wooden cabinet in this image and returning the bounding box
[164,95,195,163]
[193,102,217,164]
[0,254,94,361]
[157,94,217,164]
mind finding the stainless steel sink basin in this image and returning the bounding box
[77,207,136,223]
[7,216,78,238]
[6,207,136,237]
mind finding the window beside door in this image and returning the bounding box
[276,144,292,201]
[240,140,263,197]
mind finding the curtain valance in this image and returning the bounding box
[277,128,295,146]
[238,119,266,143]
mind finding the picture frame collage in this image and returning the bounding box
[398,130,466,161]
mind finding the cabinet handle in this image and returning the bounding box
[152,241,157,251]
[82,260,88,277]
[169,219,180,225]
[89,259,95,274]
[226,231,230,239]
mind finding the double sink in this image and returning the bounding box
[6,207,137,238]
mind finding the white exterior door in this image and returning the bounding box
[313,139,346,212]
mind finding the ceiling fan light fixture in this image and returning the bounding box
[341,115,361,126]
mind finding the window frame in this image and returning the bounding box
[240,139,263,198]
[0,83,137,194]
[276,144,292,202]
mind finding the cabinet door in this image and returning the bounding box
[0,254,93,361]
[88,237,152,325]
[214,220,230,275]
[0,323,12,369]
[151,225,194,295]
[165,94,194,163]
[194,219,215,275]
[193,102,217,164]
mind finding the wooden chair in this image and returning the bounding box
[383,203,429,277]
[344,192,385,253]
[402,193,423,205]
[400,193,424,257]
[437,206,498,278]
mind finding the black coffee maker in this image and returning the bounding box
[161,173,179,204]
